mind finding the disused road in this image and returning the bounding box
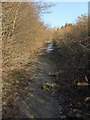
[16,46,60,118]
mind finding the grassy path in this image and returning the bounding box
[16,52,60,118]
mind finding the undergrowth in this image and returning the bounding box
[51,14,90,119]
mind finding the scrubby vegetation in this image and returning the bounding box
[2,2,51,69]
[2,2,52,117]
[2,1,90,119]
[51,14,90,119]
[52,15,89,83]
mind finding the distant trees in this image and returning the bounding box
[60,23,72,30]
[53,15,88,45]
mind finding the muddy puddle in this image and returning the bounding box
[45,42,54,53]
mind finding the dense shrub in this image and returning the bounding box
[2,2,53,117]
[2,2,51,70]
[52,14,89,83]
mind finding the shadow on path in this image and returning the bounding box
[16,53,60,118]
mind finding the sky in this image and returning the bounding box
[41,2,88,28]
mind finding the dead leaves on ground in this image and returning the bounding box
[2,68,31,117]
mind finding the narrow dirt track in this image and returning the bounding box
[16,52,60,118]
